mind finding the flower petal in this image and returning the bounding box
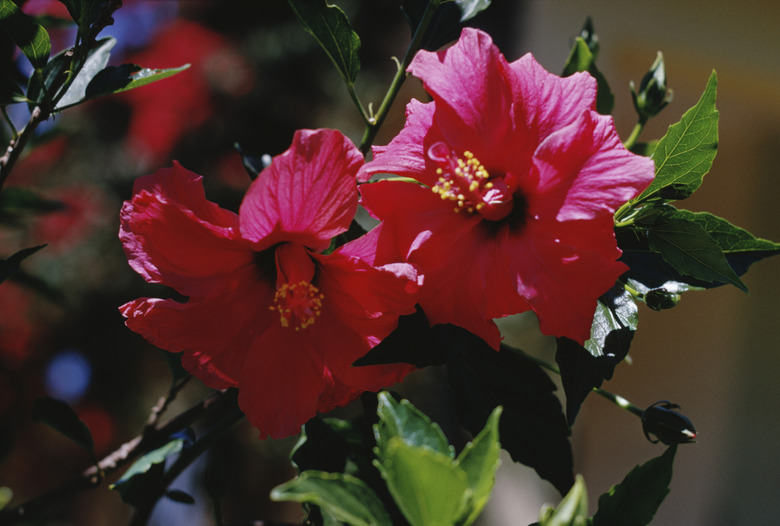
[120,164,254,296]
[119,266,275,388]
[239,129,362,252]
[531,111,655,222]
[408,28,513,160]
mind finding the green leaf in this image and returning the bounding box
[31,397,96,461]
[538,475,589,526]
[0,0,51,70]
[639,71,718,201]
[447,334,574,495]
[647,207,747,292]
[401,0,462,52]
[454,406,502,525]
[26,48,72,107]
[0,76,27,106]
[271,471,392,526]
[55,36,115,109]
[561,36,614,115]
[455,0,491,21]
[592,445,677,526]
[556,285,637,425]
[287,0,360,84]
[377,438,470,526]
[0,245,46,284]
[83,63,190,100]
[674,209,780,276]
[110,434,191,505]
[165,489,195,505]
[374,391,452,459]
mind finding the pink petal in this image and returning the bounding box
[408,28,513,160]
[508,54,597,142]
[239,129,362,252]
[531,111,655,222]
[359,99,434,184]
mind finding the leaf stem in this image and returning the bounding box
[358,0,441,155]
[509,346,644,419]
[622,117,647,152]
[0,107,19,141]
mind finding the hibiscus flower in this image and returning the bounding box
[120,129,420,438]
[358,28,654,348]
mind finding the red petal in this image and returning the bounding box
[119,266,275,388]
[239,129,362,252]
[120,165,254,297]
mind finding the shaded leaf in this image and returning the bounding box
[537,475,589,526]
[446,331,573,495]
[26,48,71,107]
[31,397,95,460]
[0,0,51,69]
[647,208,747,292]
[165,489,195,505]
[0,76,26,105]
[55,36,115,109]
[272,471,392,526]
[592,445,677,526]
[234,143,272,181]
[0,187,64,214]
[639,71,718,201]
[454,406,502,525]
[401,0,462,51]
[562,36,614,115]
[374,391,452,459]
[292,417,359,475]
[0,245,46,284]
[287,0,360,84]
[377,438,470,526]
[556,285,636,425]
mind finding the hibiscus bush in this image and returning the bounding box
[1,1,778,525]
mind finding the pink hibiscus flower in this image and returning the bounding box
[359,28,654,348]
[120,129,420,438]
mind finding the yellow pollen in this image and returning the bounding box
[430,148,492,214]
[269,280,324,330]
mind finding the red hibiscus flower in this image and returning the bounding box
[359,28,654,348]
[120,129,420,438]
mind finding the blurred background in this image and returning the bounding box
[1,1,778,525]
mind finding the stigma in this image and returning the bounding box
[428,142,514,221]
[270,280,324,330]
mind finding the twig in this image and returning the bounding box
[0,389,238,526]
[0,107,44,192]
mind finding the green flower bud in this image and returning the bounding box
[631,52,673,120]
[642,401,696,445]
[644,288,681,310]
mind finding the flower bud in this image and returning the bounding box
[631,52,672,120]
[642,401,696,445]
[644,288,681,311]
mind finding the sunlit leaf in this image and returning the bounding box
[272,471,392,526]
[455,0,491,21]
[287,0,360,84]
[537,475,589,526]
[639,71,718,201]
[377,438,470,526]
[83,63,190,100]
[0,0,51,70]
[454,406,502,525]
[0,487,12,511]
[31,397,96,461]
[374,391,452,458]
[592,445,677,526]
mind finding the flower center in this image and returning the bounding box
[270,280,324,331]
[428,142,514,221]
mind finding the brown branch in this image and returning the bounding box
[0,107,44,192]
[0,389,238,526]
